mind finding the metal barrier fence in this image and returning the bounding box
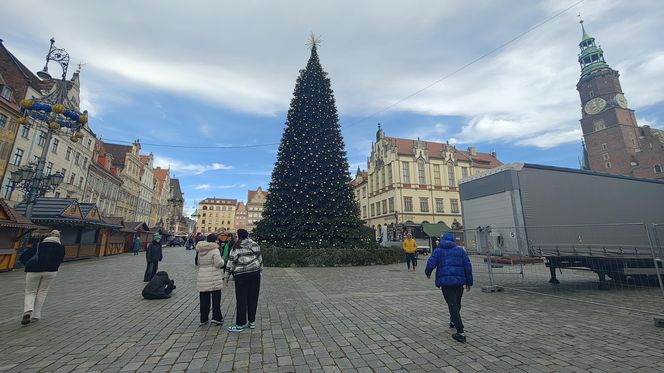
[463,223,664,315]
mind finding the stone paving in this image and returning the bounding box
[1,247,663,372]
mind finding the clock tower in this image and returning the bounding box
[577,20,641,175]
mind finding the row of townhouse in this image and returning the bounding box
[0,39,185,230]
[194,187,268,234]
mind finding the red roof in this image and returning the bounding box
[383,136,501,169]
[103,142,132,168]
[153,168,169,189]
[248,188,268,202]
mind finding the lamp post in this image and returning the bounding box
[13,37,87,259]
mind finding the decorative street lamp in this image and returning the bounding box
[14,37,87,262]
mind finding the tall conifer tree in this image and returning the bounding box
[254,38,369,248]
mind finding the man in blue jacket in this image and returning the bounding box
[425,232,473,343]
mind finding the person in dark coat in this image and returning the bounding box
[425,232,473,343]
[142,271,176,299]
[19,230,66,325]
[132,236,141,255]
[144,239,163,282]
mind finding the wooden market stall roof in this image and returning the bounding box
[124,221,151,233]
[13,198,120,228]
[0,199,44,230]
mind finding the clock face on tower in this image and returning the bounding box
[614,93,628,109]
[584,97,607,115]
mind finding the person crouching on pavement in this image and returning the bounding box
[196,234,224,326]
[425,232,473,343]
[402,233,417,271]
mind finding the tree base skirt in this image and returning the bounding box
[261,246,404,267]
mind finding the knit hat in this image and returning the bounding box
[48,230,61,238]
[237,229,249,240]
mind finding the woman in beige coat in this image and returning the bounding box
[196,234,224,325]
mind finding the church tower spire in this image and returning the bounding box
[577,18,609,79]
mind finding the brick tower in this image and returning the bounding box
[577,20,664,179]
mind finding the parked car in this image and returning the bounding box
[168,237,184,247]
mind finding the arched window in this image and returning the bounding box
[417,159,426,184]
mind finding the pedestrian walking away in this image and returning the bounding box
[194,232,206,265]
[425,232,473,343]
[18,230,66,325]
[132,236,141,255]
[402,233,417,271]
[225,229,262,332]
[144,238,163,282]
[196,234,224,325]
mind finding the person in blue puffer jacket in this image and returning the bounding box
[425,232,473,343]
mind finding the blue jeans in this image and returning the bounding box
[405,253,417,269]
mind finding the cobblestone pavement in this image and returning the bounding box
[1,247,663,372]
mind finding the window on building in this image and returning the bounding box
[388,197,394,213]
[602,153,610,161]
[51,138,59,154]
[370,203,375,217]
[12,148,23,166]
[1,86,12,101]
[69,172,76,184]
[605,162,611,169]
[46,162,53,175]
[387,164,393,185]
[419,197,429,212]
[3,180,15,199]
[33,155,39,164]
[61,168,66,179]
[54,191,60,198]
[593,120,606,131]
[87,139,92,149]
[450,199,460,213]
[402,162,410,184]
[79,177,84,188]
[0,113,7,128]
[361,186,366,198]
[83,157,88,169]
[417,160,426,184]
[461,167,469,179]
[202,220,206,225]
[404,197,413,212]
[21,126,29,139]
[38,131,46,147]
[378,169,384,189]
[433,165,441,185]
[655,165,663,174]
[601,143,607,150]
[448,165,456,186]
[435,198,444,212]
[66,147,72,160]
[382,200,387,214]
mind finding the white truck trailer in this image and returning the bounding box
[459,163,664,289]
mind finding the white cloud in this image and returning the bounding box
[194,183,246,190]
[153,155,233,175]
[3,0,663,148]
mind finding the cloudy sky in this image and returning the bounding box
[3,0,664,214]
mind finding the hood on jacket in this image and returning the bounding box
[196,241,219,253]
[439,232,456,249]
[42,236,62,244]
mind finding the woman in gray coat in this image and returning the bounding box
[196,234,224,325]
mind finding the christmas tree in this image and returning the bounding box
[254,36,371,249]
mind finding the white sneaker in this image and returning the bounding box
[248,322,256,329]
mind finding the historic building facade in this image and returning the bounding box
[168,178,186,234]
[81,139,122,217]
[234,201,247,231]
[0,72,20,187]
[137,155,155,224]
[105,141,143,221]
[151,167,170,228]
[195,198,237,234]
[246,187,268,232]
[0,41,96,204]
[352,127,502,234]
[577,21,664,180]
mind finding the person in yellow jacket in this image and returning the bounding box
[402,233,418,271]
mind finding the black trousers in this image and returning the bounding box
[199,290,222,323]
[144,261,158,282]
[441,285,464,333]
[234,271,261,326]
